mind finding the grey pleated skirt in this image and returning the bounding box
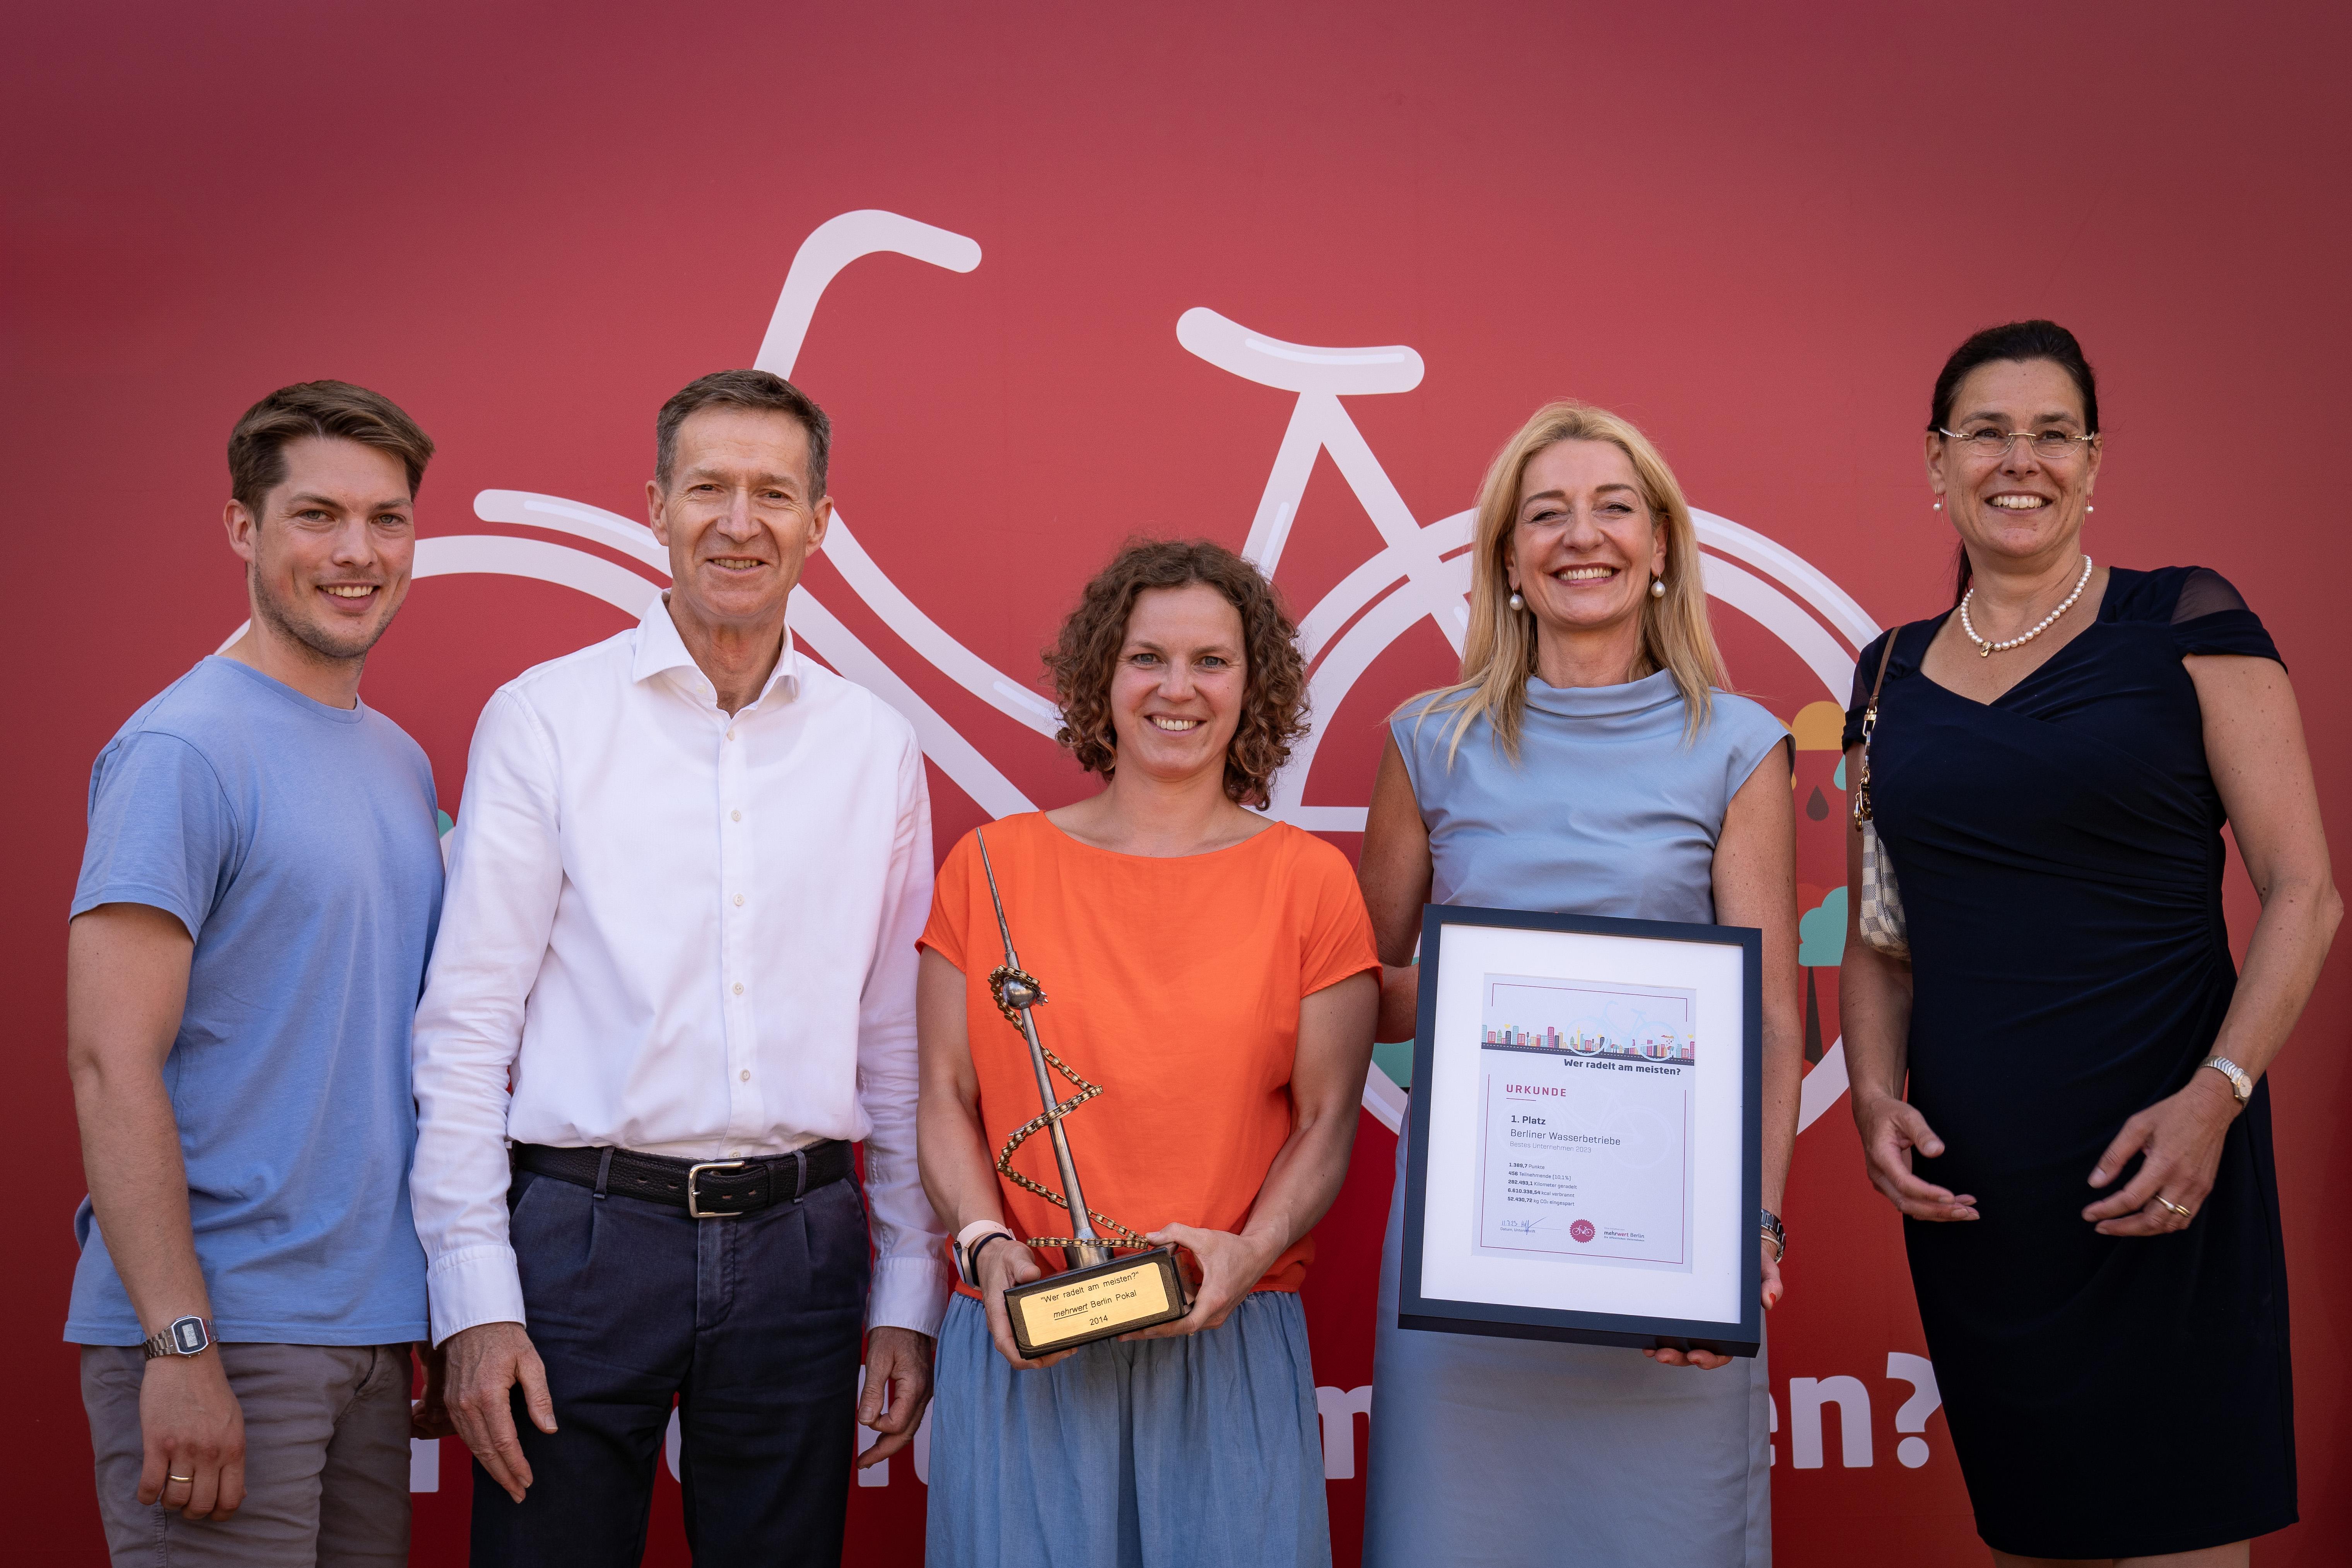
[1364,1124,1772,1567]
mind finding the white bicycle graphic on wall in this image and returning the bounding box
[248,209,1878,1134]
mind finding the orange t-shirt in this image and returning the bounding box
[920,812,1380,1300]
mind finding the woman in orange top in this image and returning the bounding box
[917,538,1379,1568]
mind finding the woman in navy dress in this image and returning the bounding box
[1839,321,2339,1566]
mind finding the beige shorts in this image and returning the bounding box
[80,1341,413,1568]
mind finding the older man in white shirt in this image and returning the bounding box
[412,370,945,1566]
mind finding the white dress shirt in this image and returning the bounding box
[411,598,947,1344]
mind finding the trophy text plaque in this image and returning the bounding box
[1006,1246,1191,1358]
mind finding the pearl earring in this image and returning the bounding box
[1650,578,1666,599]
[2086,504,2095,513]
[1508,591,1525,611]
[1933,500,1943,511]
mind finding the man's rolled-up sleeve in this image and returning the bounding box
[410,688,565,1346]
[855,737,951,1337]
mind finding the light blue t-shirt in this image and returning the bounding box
[66,658,443,1346]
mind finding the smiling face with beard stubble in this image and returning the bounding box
[229,435,417,671]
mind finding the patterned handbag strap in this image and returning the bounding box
[1852,630,1901,825]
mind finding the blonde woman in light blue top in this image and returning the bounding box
[1358,402,1804,1566]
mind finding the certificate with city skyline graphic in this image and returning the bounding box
[1400,907,1762,1357]
[1473,974,1698,1272]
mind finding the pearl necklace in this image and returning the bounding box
[1959,554,2093,658]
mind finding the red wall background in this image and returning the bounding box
[5,3,2346,1563]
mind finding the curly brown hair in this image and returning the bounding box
[1044,538,1309,810]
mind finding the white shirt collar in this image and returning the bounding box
[630,593,801,705]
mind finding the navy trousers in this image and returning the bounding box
[471,1165,872,1567]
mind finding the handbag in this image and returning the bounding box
[1852,632,1910,960]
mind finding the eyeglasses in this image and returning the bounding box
[1937,427,2099,460]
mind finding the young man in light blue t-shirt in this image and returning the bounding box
[67,381,448,1567]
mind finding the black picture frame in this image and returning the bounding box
[1398,904,1764,1358]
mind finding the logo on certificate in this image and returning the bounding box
[1472,973,1699,1274]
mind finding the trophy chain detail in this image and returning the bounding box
[974,830,1150,1264]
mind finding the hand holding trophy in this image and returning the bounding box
[974,829,1193,1360]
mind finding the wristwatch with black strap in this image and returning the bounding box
[141,1315,214,1361]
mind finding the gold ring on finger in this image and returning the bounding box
[2157,1197,2193,1219]
[167,1474,194,1484]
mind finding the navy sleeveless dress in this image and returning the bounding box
[1841,566,2295,1558]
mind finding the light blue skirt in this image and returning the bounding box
[926,1289,1332,1568]
[1364,1122,1773,1567]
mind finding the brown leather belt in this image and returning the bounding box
[512,1140,852,1218]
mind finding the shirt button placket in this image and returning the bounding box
[722,712,751,1143]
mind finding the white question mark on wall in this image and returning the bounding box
[1885,1352,1941,1468]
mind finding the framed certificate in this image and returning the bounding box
[1398,905,1763,1357]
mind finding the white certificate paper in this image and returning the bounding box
[1472,972,1696,1273]
[1407,915,1754,1344]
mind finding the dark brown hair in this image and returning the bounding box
[655,369,832,494]
[1929,320,2099,603]
[1044,538,1308,810]
[228,381,435,513]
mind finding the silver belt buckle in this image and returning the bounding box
[686,1159,748,1219]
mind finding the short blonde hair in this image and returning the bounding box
[1413,400,1728,761]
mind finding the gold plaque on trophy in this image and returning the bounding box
[1007,1246,1189,1358]
[974,829,1193,1357]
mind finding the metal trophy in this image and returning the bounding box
[974,828,1191,1356]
